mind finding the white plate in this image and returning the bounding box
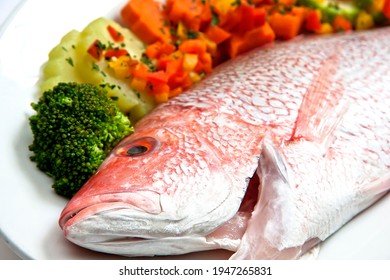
[0,0,389,260]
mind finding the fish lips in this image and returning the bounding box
[59,189,164,239]
[58,188,234,257]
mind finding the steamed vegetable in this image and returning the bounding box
[117,0,390,102]
[39,17,155,123]
[29,82,134,198]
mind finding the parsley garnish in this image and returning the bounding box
[141,55,156,71]
[92,62,100,71]
[211,11,220,27]
[65,57,74,67]
[187,30,199,39]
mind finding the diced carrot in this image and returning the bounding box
[195,52,212,74]
[227,22,275,58]
[268,12,302,40]
[157,52,183,71]
[290,6,308,25]
[166,0,212,31]
[305,10,322,32]
[166,58,183,75]
[131,63,149,79]
[253,7,267,26]
[218,6,241,32]
[104,49,129,59]
[146,71,170,95]
[332,15,352,32]
[218,0,265,34]
[168,87,183,98]
[278,0,297,6]
[238,3,256,34]
[179,39,207,55]
[87,39,105,61]
[121,0,171,44]
[107,25,124,42]
[146,71,169,84]
[167,66,187,89]
[204,25,231,45]
[148,83,170,95]
[383,0,390,19]
[145,41,176,59]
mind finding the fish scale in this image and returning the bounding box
[60,27,390,258]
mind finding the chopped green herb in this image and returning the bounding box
[110,96,119,101]
[92,62,100,72]
[65,57,74,67]
[231,0,241,6]
[106,42,112,50]
[95,40,107,51]
[211,11,220,27]
[141,55,156,71]
[170,27,177,36]
[62,46,68,52]
[100,83,117,90]
[187,30,199,39]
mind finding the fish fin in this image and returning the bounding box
[363,172,390,197]
[290,52,348,151]
[231,137,305,259]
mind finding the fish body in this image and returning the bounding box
[59,28,390,258]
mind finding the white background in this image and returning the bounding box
[0,0,23,260]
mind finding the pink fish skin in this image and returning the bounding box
[59,27,390,259]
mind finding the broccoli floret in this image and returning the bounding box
[29,82,134,198]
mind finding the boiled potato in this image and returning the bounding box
[39,17,156,122]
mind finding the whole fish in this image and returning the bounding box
[59,27,390,259]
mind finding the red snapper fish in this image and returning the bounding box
[59,27,390,259]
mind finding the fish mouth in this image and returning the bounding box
[60,195,234,257]
[62,204,235,257]
[59,173,260,257]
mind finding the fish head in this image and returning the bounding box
[59,110,246,255]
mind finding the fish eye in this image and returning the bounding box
[116,136,160,157]
[127,145,148,156]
